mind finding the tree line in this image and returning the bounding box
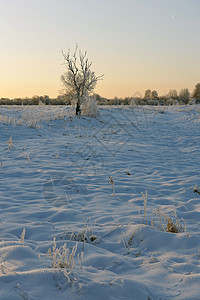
[1,82,200,107]
[142,84,200,105]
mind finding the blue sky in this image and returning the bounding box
[1,0,200,98]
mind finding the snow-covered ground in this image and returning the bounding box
[1,105,200,300]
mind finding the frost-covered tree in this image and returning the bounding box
[192,83,200,101]
[151,90,158,99]
[168,89,178,99]
[61,45,104,115]
[144,89,152,99]
[179,88,190,104]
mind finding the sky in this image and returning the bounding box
[0,0,200,99]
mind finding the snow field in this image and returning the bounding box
[0,105,200,299]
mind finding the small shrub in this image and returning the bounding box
[82,96,99,117]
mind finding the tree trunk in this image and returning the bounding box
[75,98,81,115]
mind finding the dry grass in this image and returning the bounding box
[47,237,78,269]
[151,208,186,233]
[7,137,13,150]
[19,228,26,243]
[62,219,99,249]
[141,191,148,224]
[108,176,115,196]
[193,184,200,194]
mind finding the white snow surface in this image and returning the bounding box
[1,105,200,300]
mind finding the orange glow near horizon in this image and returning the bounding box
[1,81,197,100]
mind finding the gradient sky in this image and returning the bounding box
[1,0,200,99]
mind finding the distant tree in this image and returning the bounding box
[144,89,152,99]
[123,97,129,105]
[113,97,120,105]
[43,95,50,105]
[57,94,71,105]
[61,45,104,115]
[32,95,40,105]
[168,89,178,99]
[151,90,158,99]
[179,88,190,104]
[192,83,200,101]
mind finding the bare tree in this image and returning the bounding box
[179,88,190,104]
[61,45,104,115]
